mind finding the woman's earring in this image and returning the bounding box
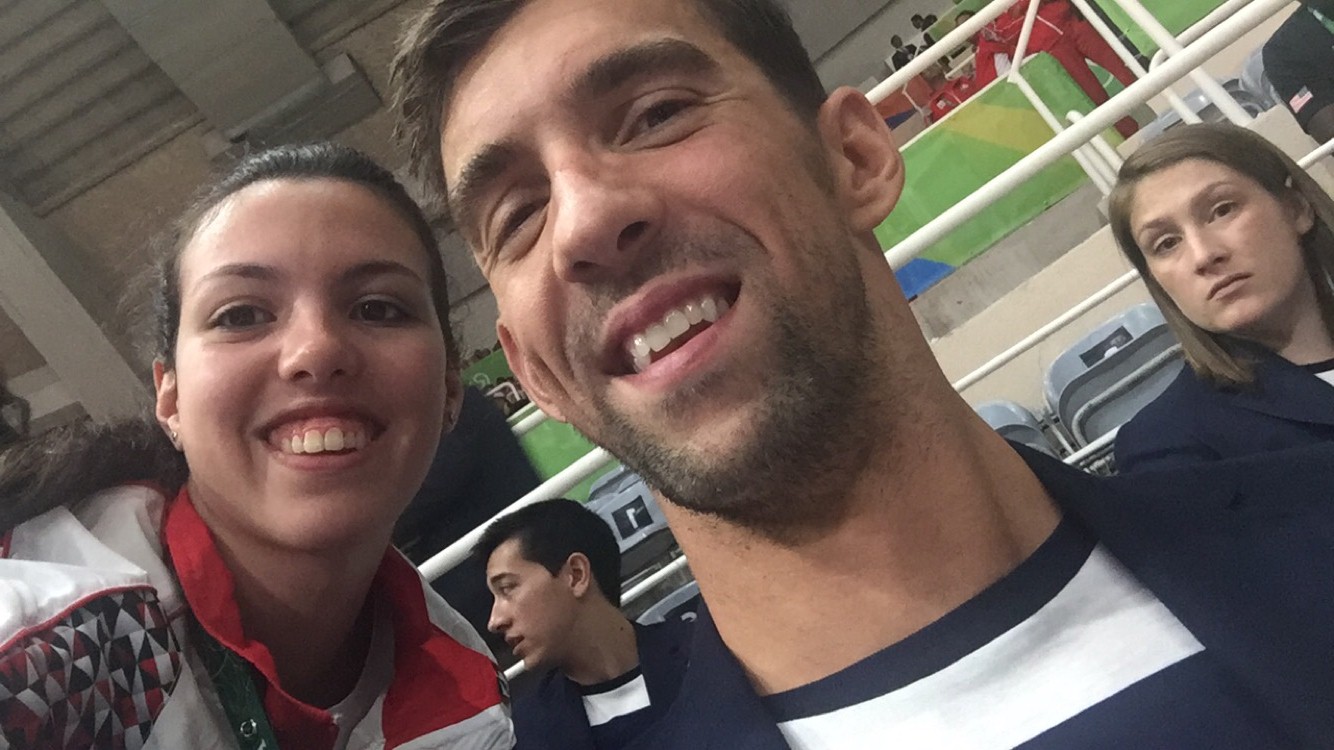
[169,429,182,451]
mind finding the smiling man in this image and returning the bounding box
[392,0,1334,746]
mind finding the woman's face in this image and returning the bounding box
[1130,158,1316,347]
[155,178,456,555]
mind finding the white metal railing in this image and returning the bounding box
[884,0,1290,268]
[432,1,1315,632]
[417,448,617,581]
[1116,0,1254,125]
[1299,137,1334,169]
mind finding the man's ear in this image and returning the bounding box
[816,86,906,232]
[153,360,181,449]
[565,552,593,599]
[498,320,567,423]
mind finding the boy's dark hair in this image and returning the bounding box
[391,0,827,209]
[474,499,623,607]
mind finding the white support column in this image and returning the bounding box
[0,192,144,420]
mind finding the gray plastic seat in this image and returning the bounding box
[635,580,701,626]
[586,465,677,583]
[975,400,1058,456]
[1138,81,1267,142]
[1239,47,1282,111]
[1044,304,1185,446]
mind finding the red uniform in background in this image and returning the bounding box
[974,0,1139,137]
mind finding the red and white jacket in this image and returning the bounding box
[0,485,514,749]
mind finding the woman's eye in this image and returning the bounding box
[211,305,273,329]
[1212,201,1236,219]
[1151,236,1180,256]
[353,298,409,323]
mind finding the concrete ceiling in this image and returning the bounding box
[0,0,899,430]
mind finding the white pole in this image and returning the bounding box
[419,447,618,581]
[1299,137,1334,169]
[1007,0,1047,83]
[1010,71,1116,191]
[951,270,1142,393]
[1067,110,1126,172]
[511,407,549,436]
[882,0,1289,268]
[1108,0,1253,125]
[1064,0,1202,124]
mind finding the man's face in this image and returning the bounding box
[441,0,901,525]
[486,538,581,671]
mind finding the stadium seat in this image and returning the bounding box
[1044,304,1185,446]
[1238,47,1282,111]
[635,580,702,626]
[585,465,678,585]
[1138,81,1268,142]
[976,400,1060,456]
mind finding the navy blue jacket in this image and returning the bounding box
[1115,353,1334,473]
[629,444,1334,749]
[513,619,693,750]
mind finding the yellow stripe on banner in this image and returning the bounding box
[939,101,1058,154]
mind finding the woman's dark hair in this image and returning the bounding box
[1,142,458,532]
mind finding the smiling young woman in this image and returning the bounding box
[1108,123,1334,473]
[0,143,513,749]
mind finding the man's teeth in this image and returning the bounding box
[283,427,367,454]
[628,294,731,373]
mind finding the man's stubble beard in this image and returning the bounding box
[586,231,884,536]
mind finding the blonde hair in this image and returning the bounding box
[1108,123,1334,388]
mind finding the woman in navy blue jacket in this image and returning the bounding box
[1108,123,1334,473]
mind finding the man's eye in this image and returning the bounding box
[210,305,273,329]
[353,298,409,323]
[498,202,541,246]
[625,98,695,141]
[640,99,690,130]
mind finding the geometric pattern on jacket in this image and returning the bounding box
[0,587,180,750]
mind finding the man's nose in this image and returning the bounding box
[488,601,510,634]
[548,161,663,284]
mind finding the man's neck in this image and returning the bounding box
[664,411,1060,696]
[561,606,640,687]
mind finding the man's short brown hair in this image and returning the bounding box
[390,0,827,215]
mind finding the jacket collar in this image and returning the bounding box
[1212,348,1334,427]
[163,488,504,750]
[645,444,1334,748]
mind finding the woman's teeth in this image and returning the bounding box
[628,294,731,373]
[282,427,367,455]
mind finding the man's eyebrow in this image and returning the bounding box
[446,40,722,241]
[449,140,522,243]
[570,38,723,104]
